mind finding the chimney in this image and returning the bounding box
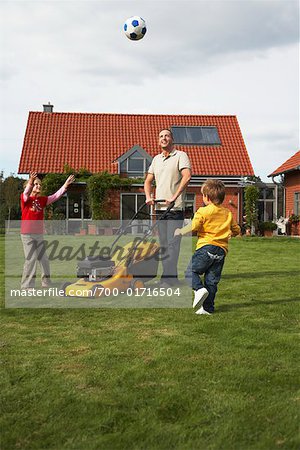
[43,102,54,113]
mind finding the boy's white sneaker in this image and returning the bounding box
[193,287,209,309]
[195,306,211,315]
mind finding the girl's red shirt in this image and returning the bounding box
[20,194,48,234]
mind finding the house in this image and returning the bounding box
[18,105,254,230]
[268,150,300,235]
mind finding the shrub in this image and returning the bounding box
[259,221,277,232]
[244,185,259,234]
[288,214,300,224]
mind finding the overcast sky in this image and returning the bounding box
[0,0,299,181]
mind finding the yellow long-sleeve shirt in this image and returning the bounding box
[180,203,241,253]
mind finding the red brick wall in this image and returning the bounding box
[285,171,300,216]
[187,186,243,224]
[106,189,121,219]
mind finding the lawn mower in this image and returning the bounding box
[62,200,175,298]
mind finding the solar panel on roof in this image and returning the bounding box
[171,126,221,145]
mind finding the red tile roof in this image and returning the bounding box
[18,112,254,176]
[268,150,300,177]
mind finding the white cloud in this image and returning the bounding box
[0,0,299,180]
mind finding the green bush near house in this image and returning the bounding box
[259,221,277,232]
[244,185,259,234]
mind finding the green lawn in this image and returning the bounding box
[0,236,299,449]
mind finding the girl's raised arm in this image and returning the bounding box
[46,174,75,205]
[23,171,37,202]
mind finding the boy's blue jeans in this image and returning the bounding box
[185,245,225,313]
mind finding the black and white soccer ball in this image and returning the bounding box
[123,16,147,41]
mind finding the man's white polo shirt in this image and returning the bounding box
[148,149,191,210]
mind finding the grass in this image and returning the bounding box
[0,235,300,449]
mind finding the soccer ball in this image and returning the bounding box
[123,16,147,41]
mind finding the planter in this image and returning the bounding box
[264,230,274,238]
[259,222,277,236]
[287,215,300,236]
[287,221,300,236]
[291,222,300,236]
[88,224,97,235]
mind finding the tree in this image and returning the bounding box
[3,175,23,231]
[0,171,5,233]
[244,185,259,235]
[246,175,262,183]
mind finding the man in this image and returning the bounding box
[144,128,191,287]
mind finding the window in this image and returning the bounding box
[257,185,276,221]
[184,193,195,218]
[265,188,275,199]
[121,194,149,220]
[277,185,284,218]
[295,192,300,215]
[121,194,150,234]
[120,150,151,175]
[128,158,144,172]
[171,126,221,145]
[259,188,274,200]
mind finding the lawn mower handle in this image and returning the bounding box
[134,199,175,217]
[152,199,175,209]
[111,199,175,247]
[153,199,176,214]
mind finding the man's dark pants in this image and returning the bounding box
[156,210,184,285]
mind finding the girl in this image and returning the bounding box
[20,171,75,289]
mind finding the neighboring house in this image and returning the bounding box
[18,105,254,230]
[268,150,300,235]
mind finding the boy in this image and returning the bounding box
[175,179,240,315]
